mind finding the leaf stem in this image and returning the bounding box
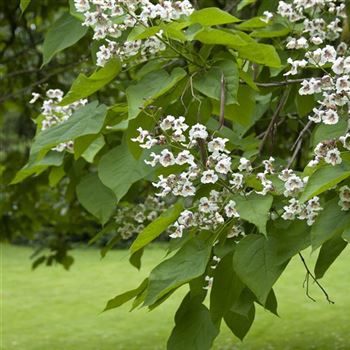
[298,252,334,304]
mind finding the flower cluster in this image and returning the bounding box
[278,0,345,45]
[133,114,326,239]
[74,0,193,66]
[114,195,168,240]
[282,196,322,226]
[278,169,307,197]
[29,89,88,152]
[277,0,350,168]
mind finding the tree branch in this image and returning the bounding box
[259,88,290,155]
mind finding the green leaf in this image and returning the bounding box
[233,221,310,303]
[194,28,247,47]
[193,59,239,105]
[130,202,184,254]
[343,226,350,243]
[224,303,255,340]
[189,8,240,26]
[88,222,117,245]
[212,85,256,126]
[42,12,88,66]
[314,235,347,279]
[20,0,31,12]
[251,24,290,38]
[104,279,148,312]
[311,198,350,250]
[233,193,273,235]
[167,293,219,350]
[60,59,121,105]
[236,42,281,68]
[49,166,65,187]
[264,289,279,316]
[296,93,315,117]
[210,252,244,324]
[144,232,213,306]
[128,26,161,40]
[81,135,105,163]
[126,67,186,120]
[12,151,64,184]
[237,0,258,12]
[129,248,144,270]
[161,22,188,41]
[98,143,153,202]
[300,162,350,202]
[76,173,117,224]
[236,16,269,29]
[239,70,259,91]
[311,118,348,146]
[30,102,107,160]
[194,29,281,67]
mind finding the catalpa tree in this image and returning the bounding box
[14,0,350,348]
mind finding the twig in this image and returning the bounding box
[298,253,334,304]
[292,120,313,150]
[303,270,316,302]
[287,139,302,168]
[0,59,85,104]
[219,73,225,130]
[240,77,320,88]
[259,88,290,155]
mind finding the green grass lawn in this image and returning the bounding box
[2,243,350,350]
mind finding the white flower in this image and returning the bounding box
[332,56,350,75]
[140,135,158,149]
[215,155,232,174]
[178,210,195,227]
[322,109,339,125]
[159,149,176,167]
[203,276,213,290]
[131,127,149,143]
[46,89,63,100]
[173,116,189,132]
[175,150,195,166]
[201,170,219,184]
[224,200,240,218]
[214,212,225,224]
[339,200,350,211]
[199,197,218,214]
[29,92,40,104]
[335,75,350,93]
[339,133,350,150]
[324,148,342,165]
[189,123,208,140]
[208,137,229,153]
[144,152,160,167]
[299,78,322,95]
[238,157,252,172]
[263,157,275,174]
[256,172,274,195]
[160,115,175,130]
[339,185,350,201]
[261,11,273,23]
[230,173,244,190]
[284,175,304,197]
[170,222,184,238]
[172,130,186,143]
[227,225,245,238]
[284,58,307,76]
[74,0,90,12]
[278,169,294,181]
[180,181,196,197]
